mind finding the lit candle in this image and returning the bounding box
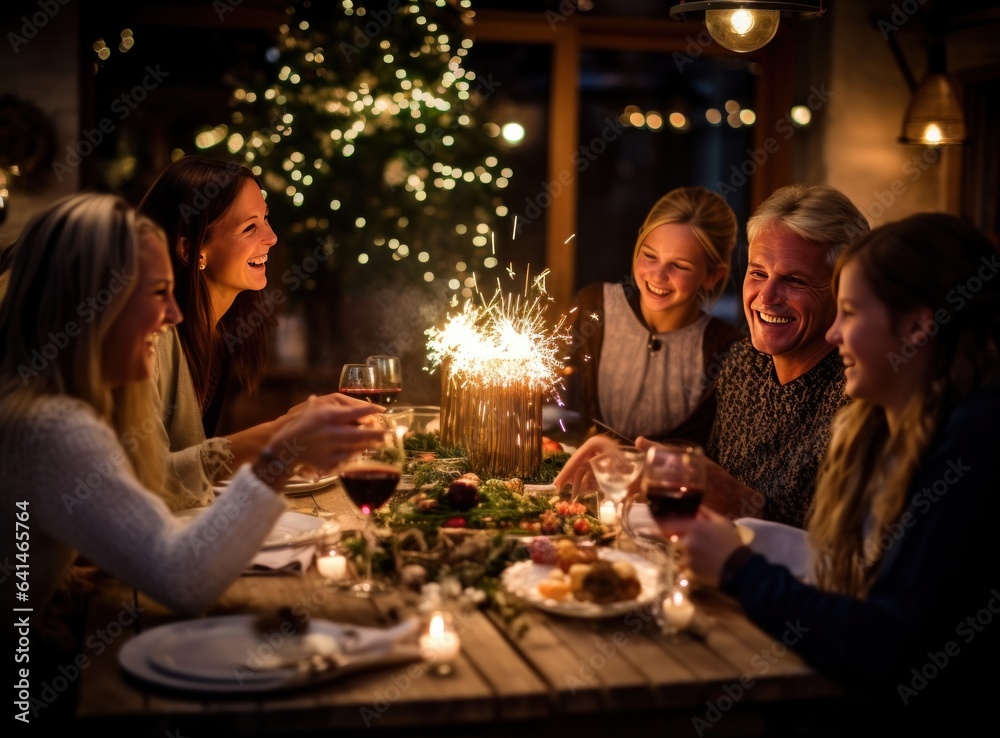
[419,612,461,674]
[316,553,348,582]
[662,588,695,632]
[599,500,618,526]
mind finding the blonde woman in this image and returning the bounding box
[661,213,1000,730]
[0,194,384,627]
[565,186,740,445]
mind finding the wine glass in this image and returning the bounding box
[339,363,378,403]
[338,415,406,597]
[623,442,706,597]
[588,447,644,534]
[641,442,706,531]
[366,355,403,406]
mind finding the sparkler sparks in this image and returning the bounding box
[426,267,569,393]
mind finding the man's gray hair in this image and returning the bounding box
[747,184,871,269]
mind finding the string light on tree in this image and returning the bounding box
[202,0,511,291]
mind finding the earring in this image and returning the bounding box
[198,257,206,271]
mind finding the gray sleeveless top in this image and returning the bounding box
[597,283,709,440]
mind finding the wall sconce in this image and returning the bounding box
[668,1,826,54]
[899,39,967,146]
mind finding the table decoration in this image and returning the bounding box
[426,268,570,479]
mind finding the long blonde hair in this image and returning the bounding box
[808,213,1000,595]
[0,194,167,492]
[632,186,737,304]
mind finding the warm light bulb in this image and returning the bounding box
[730,9,754,34]
[923,123,943,144]
[705,8,780,53]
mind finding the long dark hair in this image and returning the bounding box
[137,156,273,405]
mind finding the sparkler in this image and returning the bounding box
[426,267,570,478]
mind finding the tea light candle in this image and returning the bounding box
[599,500,618,526]
[316,552,348,582]
[662,588,695,632]
[419,612,460,674]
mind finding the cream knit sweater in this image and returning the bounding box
[1,395,285,621]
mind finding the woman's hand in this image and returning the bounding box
[657,507,745,589]
[552,434,622,495]
[253,399,385,489]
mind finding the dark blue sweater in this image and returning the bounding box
[723,385,1000,728]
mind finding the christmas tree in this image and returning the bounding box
[204,0,512,370]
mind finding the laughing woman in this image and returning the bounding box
[659,213,1000,730]
[0,194,384,726]
[138,156,368,507]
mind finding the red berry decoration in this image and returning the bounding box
[443,517,468,528]
[529,537,559,565]
[446,478,479,511]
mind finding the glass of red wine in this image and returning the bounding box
[339,363,379,403]
[338,415,406,597]
[641,442,706,529]
[622,442,706,594]
[366,355,402,406]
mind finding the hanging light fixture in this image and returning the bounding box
[669,2,826,54]
[899,39,966,146]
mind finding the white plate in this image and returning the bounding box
[501,549,660,619]
[216,473,338,496]
[176,509,329,550]
[118,615,421,694]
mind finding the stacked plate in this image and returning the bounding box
[118,615,421,693]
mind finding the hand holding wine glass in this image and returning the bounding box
[366,355,402,406]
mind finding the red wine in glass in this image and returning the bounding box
[645,483,704,520]
[340,464,401,515]
[339,387,381,404]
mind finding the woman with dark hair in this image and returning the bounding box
[660,213,1000,728]
[138,156,357,507]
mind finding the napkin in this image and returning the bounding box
[733,518,814,582]
[244,545,317,576]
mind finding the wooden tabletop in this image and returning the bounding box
[73,482,845,737]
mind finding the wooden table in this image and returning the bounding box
[73,483,846,737]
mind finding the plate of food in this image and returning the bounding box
[501,539,660,619]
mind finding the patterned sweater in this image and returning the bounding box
[708,338,850,527]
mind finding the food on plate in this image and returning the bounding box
[555,538,598,573]
[535,541,642,604]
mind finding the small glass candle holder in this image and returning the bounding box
[599,499,618,526]
[315,530,352,588]
[660,581,695,636]
[418,611,461,676]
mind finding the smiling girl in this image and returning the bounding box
[659,213,1000,730]
[566,187,740,444]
